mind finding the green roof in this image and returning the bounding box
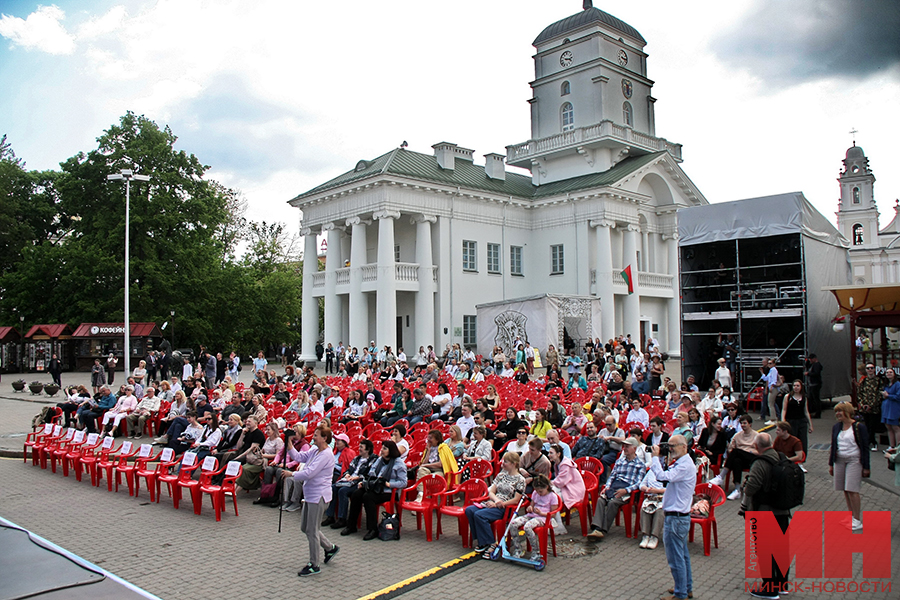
[290,148,666,203]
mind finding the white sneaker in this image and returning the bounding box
[727,488,741,500]
[528,551,542,562]
[851,518,863,531]
[765,420,775,426]
[708,475,724,486]
[639,535,650,548]
[799,465,807,473]
[647,536,659,549]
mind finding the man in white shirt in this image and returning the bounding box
[397,348,407,363]
[764,358,779,423]
[170,376,182,394]
[524,342,535,375]
[455,403,476,440]
[181,357,192,382]
[624,397,650,429]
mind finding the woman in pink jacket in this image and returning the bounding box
[548,443,586,510]
[100,385,138,437]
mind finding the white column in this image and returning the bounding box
[641,230,650,271]
[300,228,319,362]
[622,225,641,341]
[413,214,436,351]
[666,233,681,356]
[591,220,616,342]
[374,211,400,350]
[346,217,369,350]
[323,222,342,349]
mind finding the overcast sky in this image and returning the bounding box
[2,0,898,238]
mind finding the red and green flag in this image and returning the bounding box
[621,265,634,294]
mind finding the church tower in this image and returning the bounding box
[506,1,683,185]
[836,144,879,249]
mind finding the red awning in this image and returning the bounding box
[25,324,73,339]
[0,326,21,343]
[71,322,163,338]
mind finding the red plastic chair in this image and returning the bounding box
[82,436,117,487]
[69,433,103,481]
[160,452,201,509]
[122,446,163,496]
[47,428,76,473]
[449,458,493,488]
[613,489,642,538]
[97,440,137,491]
[398,473,447,541]
[188,456,221,515]
[61,430,91,477]
[112,443,148,494]
[574,456,603,476]
[436,479,489,547]
[564,470,597,536]
[200,460,243,520]
[136,448,178,502]
[24,422,58,465]
[689,482,726,555]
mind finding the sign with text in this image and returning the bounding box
[139,444,152,458]
[225,461,240,476]
[161,448,174,462]
[102,436,114,449]
[182,451,197,466]
[746,511,892,579]
[87,433,99,445]
[202,456,217,471]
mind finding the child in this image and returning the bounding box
[509,474,558,561]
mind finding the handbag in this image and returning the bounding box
[246,446,264,466]
[259,481,278,500]
[377,511,400,541]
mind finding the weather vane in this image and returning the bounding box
[849,127,858,146]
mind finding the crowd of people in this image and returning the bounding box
[36,334,896,599]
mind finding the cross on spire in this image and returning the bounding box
[850,127,858,146]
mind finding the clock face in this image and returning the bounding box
[621,78,633,98]
[560,51,573,67]
[617,49,628,66]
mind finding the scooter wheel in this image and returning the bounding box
[489,546,501,561]
[534,559,546,571]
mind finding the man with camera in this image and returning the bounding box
[586,437,646,539]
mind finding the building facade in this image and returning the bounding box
[836,144,900,285]
[289,5,707,361]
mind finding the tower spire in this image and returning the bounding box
[584,0,593,9]
[850,127,858,147]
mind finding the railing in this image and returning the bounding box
[336,267,350,285]
[311,272,325,288]
[361,265,377,283]
[506,120,682,163]
[590,269,597,285]
[395,263,419,282]
[638,272,674,289]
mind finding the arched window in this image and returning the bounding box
[561,81,570,96]
[623,101,633,127]
[852,187,860,204]
[852,224,864,246]
[561,102,574,131]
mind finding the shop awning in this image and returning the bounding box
[25,324,74,339]
[0,326,21,343]
[71,322,163,338]
[824,284,900,316]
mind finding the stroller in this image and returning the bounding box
[488,494,558,571]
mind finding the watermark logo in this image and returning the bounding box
[746,511,892,580]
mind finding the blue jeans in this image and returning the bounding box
[664,514,692,599]
[327,482,357,518]
[465,505,505,548]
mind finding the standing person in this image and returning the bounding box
[281,424,340,576]
[740,433,794,598]
[764,358,779,424]
[651,435,696,600]
[90,358,106,394]
[106,353,118,386]
[253,351,268,376]
[780,380,813,457]
[325,343,335,374]
[829,402,870,531]
[881,368,900,451]
[857,364,882,450]
[48,353,62,387]
[714,358,732,390]
[181,357,192,384]
[228,351,240,382]
[204,352,217,388]
[215,352,226,384]
[804,354,823,418]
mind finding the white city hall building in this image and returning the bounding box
[290,4,707,362]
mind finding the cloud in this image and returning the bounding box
[0,4,75,54]
[76,5,127,40]
[712,0,900,84]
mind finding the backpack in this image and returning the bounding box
[377,511,400,541]
[759,452,804,510]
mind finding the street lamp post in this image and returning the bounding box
[19,315,24,373]
[171,310,176,349]
[106,169,150,378]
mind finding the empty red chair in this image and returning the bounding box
[398,473,447,541]
[69,432,103,482]
[110,443,144,493]
[49,428,77,473]
[450,458,493,488]
[81,436,116,487]
[120,445,162,496]
[136,447,177,502]
[574,456,603,476]
[200,460,243,520]
[160,452,201,509]
[689,482,726,555]
[186,456,221,514]
[61,430,90,477]
[24,422,58,465]
[97,441,137,491]
[436,479,488,547]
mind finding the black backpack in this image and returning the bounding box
[759,452,805,510]
[378,511,400,541]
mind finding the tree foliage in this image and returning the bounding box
[0,115,302,355]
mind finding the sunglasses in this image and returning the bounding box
[517,431,528,435]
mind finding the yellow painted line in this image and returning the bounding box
[356,552,478,600]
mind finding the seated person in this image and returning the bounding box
[543,429,571,459]
[671,411,694,447]
[572,422,605,460]
[773,421,805,463]
[508,427,531,454]
[461,426,492,464]
[390,426,409,460]
[519,437,551,492]
[598,416,626,481]
[697,415,728,467]
[168,410,203,454]
[547,443,586,512]
[77,385,117,433]
[509,473,558,560]
[413,430,458,502]
[709,415,758,499]
[586,438,646,539]
[624,397,649,429]
[217,414,245,454]
[493,407,527,451]
[444,425,467,458]
[517,399,537,424]
[234,422,284,493]
[637,464,666,549]
[561,403,587,437]
[323,439,377,528]
[100,385,138,437]
[126,387,160,439]
[341,392,368,423]
[465,451,525,553]
[341,440,408,540]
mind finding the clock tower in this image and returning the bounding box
[506,3,683,184]
[836,144,879,249]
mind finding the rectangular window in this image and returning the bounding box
[462,240,477,271]
[510,245,523,276]
[551,244,564,274]
[463,315,477,346]
[487,243,501,274]
[394,244,401,263]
